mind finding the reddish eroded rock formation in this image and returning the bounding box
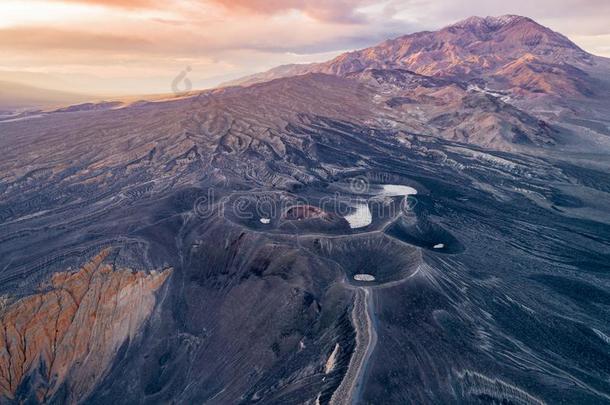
[0,249,171,403]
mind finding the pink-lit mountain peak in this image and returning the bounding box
[448,15,533,31]
[381,14,586,63]
[227,15,597,95]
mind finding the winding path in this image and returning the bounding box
[330,287,377,405]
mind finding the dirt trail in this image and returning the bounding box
[330,287,377,405]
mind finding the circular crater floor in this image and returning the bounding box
[385,216,464,254]
[302,233,422,287]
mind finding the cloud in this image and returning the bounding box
[0,27,151,51]
[208,0,375,23]
[60,0,376,23]
[58,0,158,8]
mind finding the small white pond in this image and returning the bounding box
[344,184,418,228]
[260,218,271,224]
[344,202,372,229]
[379,184,418,197]
[433,243,444,249]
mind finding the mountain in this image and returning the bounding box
[0,80,94,112]
[1,15,610,405]
[225,15,604,97]
[224,15,610,150]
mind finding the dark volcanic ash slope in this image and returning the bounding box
[1,15,610,405]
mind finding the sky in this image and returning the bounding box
[1,0,609,96]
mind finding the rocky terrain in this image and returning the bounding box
[0,250,171,403]
[0,15,609,404]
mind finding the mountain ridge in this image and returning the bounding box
[222,14,602,99]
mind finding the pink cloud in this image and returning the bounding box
[58,0,159,8]
[0,27,150,51]
[209,0,373,22]
[59,0,372,22]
